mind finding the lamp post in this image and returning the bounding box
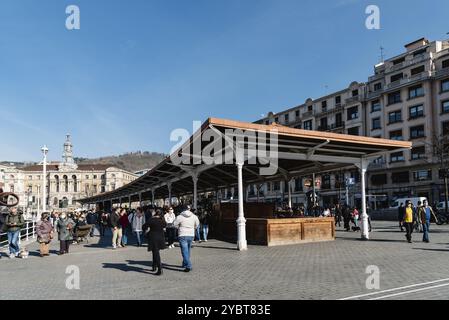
[41,145,49,218]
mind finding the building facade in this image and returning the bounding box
[0,135,138,212]
[252,38,449,208]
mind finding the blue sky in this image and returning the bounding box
[1,0,448,162]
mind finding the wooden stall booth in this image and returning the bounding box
[212,202,335,246]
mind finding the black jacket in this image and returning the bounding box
[86,212,98,225]
[110,213,121,228]
[144,216,166,251]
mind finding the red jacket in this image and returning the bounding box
[119,215,130,228]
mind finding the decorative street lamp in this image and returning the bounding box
[41,145,49,217]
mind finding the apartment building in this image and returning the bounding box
[251,37,449,208]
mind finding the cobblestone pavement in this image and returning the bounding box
[1,221,449,300]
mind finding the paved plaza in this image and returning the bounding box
[2,221,449,300]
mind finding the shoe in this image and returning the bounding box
[204,240,208,242]
[183,268,191,272]
[9,254,15,259]
[112,246,117,250]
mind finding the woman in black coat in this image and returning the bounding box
[143,209,166,275]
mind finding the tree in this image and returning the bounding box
[433,133,449,215]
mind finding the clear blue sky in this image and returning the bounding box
[1,0,448,162]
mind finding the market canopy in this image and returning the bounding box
[78,117,411,205]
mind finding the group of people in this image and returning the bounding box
[397,200,437,243]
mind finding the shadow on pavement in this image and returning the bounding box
[102,262,154,275]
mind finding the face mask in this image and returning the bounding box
[60,214,67,219]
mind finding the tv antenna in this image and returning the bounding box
[380,46,385,63]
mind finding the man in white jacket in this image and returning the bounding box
[174,205,200,272]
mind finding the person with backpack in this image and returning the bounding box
[3,207,25,259]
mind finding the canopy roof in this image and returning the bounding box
[78,118,411,204]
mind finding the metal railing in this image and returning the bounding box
[0,220,36,251]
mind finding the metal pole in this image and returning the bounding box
[236,162,247,251]
[444,176,449,215]
[41,145,48,217]
[192,174,198,210]
[312,173,316,206]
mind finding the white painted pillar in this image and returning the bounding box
[236,162,247,251]
[359,159,369,240]
[167,183,172,206]
[288,179,292,209]
[192,173,198,210]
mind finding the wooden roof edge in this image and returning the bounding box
[208,117,412,149]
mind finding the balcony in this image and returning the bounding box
[369,73,385,82]
[434,68,449,79]
[367,90,382,100]
[301,110,315,118]
[386,71,432,90]
[330,122,345,130]
[317,125,331,132]
[315,104,344,117]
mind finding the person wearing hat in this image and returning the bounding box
[36,212,53,257]
[57,212,75,255]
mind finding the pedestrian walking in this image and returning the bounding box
[164,207,176,248]
[403,201,415,243]
[86,210,98,237]
[335,203,342,227]
[100,211,109,237]
[143,209,166,276]
[200,209,210,242]
[36,212,53,257]
[57,212,75,255]
[420,200,437,243]
[3,207,25,259]
[174,205,200,272]
[119,209,130,247]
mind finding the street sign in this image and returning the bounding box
[346,178,355,185]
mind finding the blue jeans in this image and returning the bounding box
[202,224,209,241]
[134,231,143,246]
[122,227,128,245]
[7,230,20,255]
[179,236,194,270]
[423,221,430,242]
[195,226,201,241]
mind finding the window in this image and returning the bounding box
[371,100,381,112]
[388,91,402,105]
[284,114,289,123]
[442,100,449,114]
[295,110,300,118]
[409,85,424,99]
[443,59,449,69]
[411,65,425,76]
[391,171,409,183]
[308,105,313,112]
[347,106,359,120]
[410,125,425,139]
[413,170,432,181]
[389,130,403,141]
[85,175,89,179]
[320,117,328,130]
[274,117,279,123]
[347,127,360,136]
[372,118,381,130]
[352,90,359,97]
[391,152,405,163]
[413,48,426,57]
[388,110,402,124]
[411,146,426,160]
[265,120,269,125]
[374,83,382,91]
[409,105,424,119]
[393,57,405,65]
[321,100,327,110]
[303,120,313,131]
[273,181,280,191]
[335,96,341,105]
[93,175,97,179]
[371,174,387,186]
[391,73,403,83]
[322,175,331,189]
[443,121,449,136]
[442,79,449,92]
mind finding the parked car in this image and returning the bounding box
[390,197,427,209]
[436,201,449,211]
